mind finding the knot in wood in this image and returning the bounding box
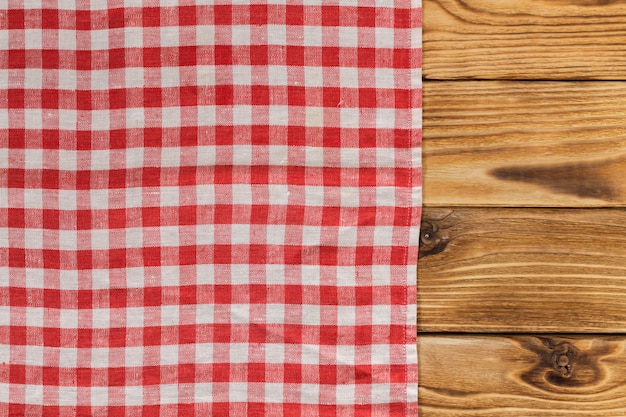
[420,221,438,246]
[551,343,576,378]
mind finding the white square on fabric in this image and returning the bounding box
[125,346,144,367]
[59,308,79,330]
[91,348,109,368]
[267,66,288,86]
[24,109,43,129]
[375,68,394,90]
[372,305,392,325]
[124,27,144,48]
[59,109,77,130]
[126,107,145,129]
[26,384,44,405]
[91,269,110,290]
[339,67,359,88]
[373,225,394,246]
[59,230,78,250]
[304,66,323,87]
[0,306,9,326]
[160,384,180,404]
[231,184,252,205]
[125,67,144,88]
[376,186,395,206]
[58,70,78,90]
[231,25,251,45]
[24,268,44,289]
[230,304,249,324]
[160,67,181,88]
[302,25,322,47]
[91,110,110,130]
[231,224,250,244]
[125,307,145,328]
[304,185,324,207]
[160,345,179,366]
[264,344,285,364]
[268,145,288,166]
[58,386,78,406]
[302,225,321,245]
[231,145,252,165]
[301,305,320,326]
[375,27,395,49]
[196,25,215,45]
[160,26,180,47]
[265,224,286,245]
[161,305,180,326]
[371,344,391,364]
[229,382,248,402]
[338,27,358,48]
[91,387,109,407]
[337,306,356,326]
[92,308,111,328]
[23,188,43,208]
[229,343,249,363]
[376,108,396,129]
[335,384,356,405]
[24,69,43,89]
[125,385,144,406]
[264,304,284,324]
[195,343,214,363]
[158,187,180,207]
[125,268,146,289]
[268,105,289,126]
[58,29,77,51]
[0,111,7,133]
[91,29,109,50]
[267,24,287,44]
[337,226,357,247]
[264,383,284,403]
[304,147,324,167]
[305,107,324,128]
[59,346,77,367]
[160,225,180,247]
[267,184,289,205]
[300,383,319,404]
[25,307,44,327]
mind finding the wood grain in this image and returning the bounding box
[423,81,626,207]
[418,335,626,416]
[423,0,626,79]
[419,207,626,332]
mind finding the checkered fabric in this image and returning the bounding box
[1,1,421,416]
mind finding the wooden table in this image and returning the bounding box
[419,1,626,415]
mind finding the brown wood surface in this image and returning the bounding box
[423,80,626,207]
[418,2,626,415]
[418,335,626,416]
[419,207,626,332]
[423,0,626,80]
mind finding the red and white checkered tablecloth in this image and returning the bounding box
[1,1,421,416]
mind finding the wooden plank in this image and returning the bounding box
[423,81,626,207]
[423,0,626,80]
[418,334,626,416]
[418,207,626,332]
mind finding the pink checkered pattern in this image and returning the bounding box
[1,1,421,416]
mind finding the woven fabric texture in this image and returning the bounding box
[1,2,421,416]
